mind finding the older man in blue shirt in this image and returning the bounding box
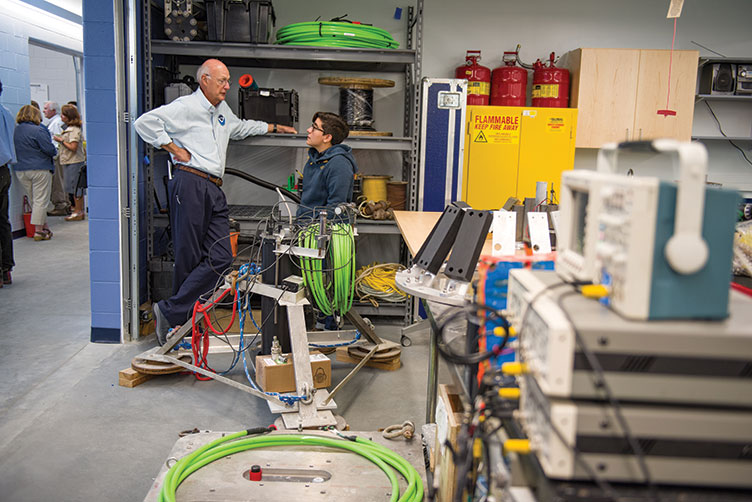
[134,58,297,344]
[0,80,16,287]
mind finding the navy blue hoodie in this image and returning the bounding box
[297,144,357,217]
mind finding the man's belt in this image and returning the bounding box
[176,165,223,187]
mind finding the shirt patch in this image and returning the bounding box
[218,114,226,126]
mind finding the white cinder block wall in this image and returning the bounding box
[29,43,78,109]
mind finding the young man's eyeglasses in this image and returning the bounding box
[310,123,325,133]
[206,75,231,87]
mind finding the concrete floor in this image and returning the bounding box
[0,217,444,502]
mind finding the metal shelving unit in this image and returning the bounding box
[239,134,413,151]
[140,2,423,323]
[694,57,752,143]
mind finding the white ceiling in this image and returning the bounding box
[48,0,81,16]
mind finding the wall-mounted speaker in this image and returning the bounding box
[699,63,736,95]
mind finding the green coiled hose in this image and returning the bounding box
[299,222,355,316]
[158,431,424,502]
[276,21,399,49]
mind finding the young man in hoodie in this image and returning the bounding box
[297,112,357,330]
[296,112,357,219]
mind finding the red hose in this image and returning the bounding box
[731,281,752,297]
[190,287,238,380]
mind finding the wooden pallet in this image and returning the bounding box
[335,346,401,371]
[118,367,154,388]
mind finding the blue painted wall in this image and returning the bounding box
[83,0,121,342]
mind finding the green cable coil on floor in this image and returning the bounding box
[158,431,424,502]
[299,223,355,317]
[275,21,399,49]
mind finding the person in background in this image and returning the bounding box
[12,105,55,241]
[133,58,297,345]
[0,80,16,288]
[53,104,86,221]
[30,100,40,110]
[42,101,69,216]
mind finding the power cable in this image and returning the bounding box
[704,101,752,167]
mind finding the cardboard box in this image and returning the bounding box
[211,308,262,334]
[256,351,331,393]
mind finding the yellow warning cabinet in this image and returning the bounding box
[462,106,577,209]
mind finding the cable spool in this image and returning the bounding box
[386,181,407,210]
[318,77,395,136]
[362,175,391,202]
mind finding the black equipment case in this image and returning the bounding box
[238,88,299,128]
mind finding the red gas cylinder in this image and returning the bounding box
[455,50,491,105]
[490,51,528,106]
[531,52,569,108]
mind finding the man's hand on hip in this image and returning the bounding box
[162,142,192,163]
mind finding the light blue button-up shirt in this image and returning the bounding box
[0,104,16,167]
[133,89,267,178]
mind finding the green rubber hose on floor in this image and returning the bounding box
[158,430,424,502]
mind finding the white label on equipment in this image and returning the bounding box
[550,211,561,239]
[528,212,552,254]
[492,211,516,256]
[435,395,449,453]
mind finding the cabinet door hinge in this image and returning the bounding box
[124,298,133,311]
[122,207,132,219]
[122,111,132,123]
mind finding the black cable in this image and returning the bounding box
[224,167,302,203]
[428,306,510,366]
[704,101,752,167]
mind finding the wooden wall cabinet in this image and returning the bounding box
[561,48,699,148]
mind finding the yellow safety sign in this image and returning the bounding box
[472,112,521,144]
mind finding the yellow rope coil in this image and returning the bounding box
[355,262,407,307]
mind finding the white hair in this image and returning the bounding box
[196,63,211,82]
[45,101,59,112]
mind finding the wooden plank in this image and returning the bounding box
[118,368,154,388]
[335,347,401,371]
[393,210,494,259]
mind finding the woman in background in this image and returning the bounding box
[54,104,86,221]
[13,105,55,241]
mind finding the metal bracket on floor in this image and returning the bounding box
[133,271,345,429]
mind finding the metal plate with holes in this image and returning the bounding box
[143,431,427,502]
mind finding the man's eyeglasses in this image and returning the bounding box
[206,75,231,87]
[310,123,324,133]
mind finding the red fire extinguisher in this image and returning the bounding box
[456,50,491,106]
[532,52,569,108]
[491,50,528,106]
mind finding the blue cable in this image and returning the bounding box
[309,330,362,348]
[237,263,303,406]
